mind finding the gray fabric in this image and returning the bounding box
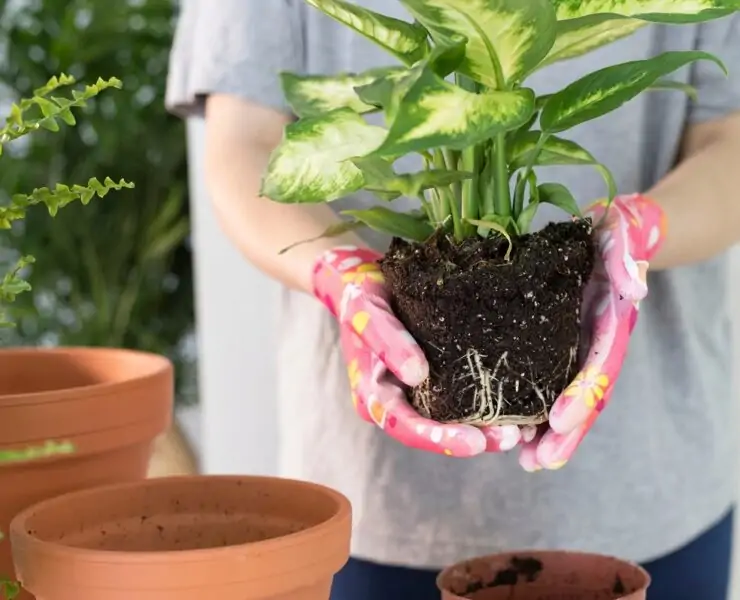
[167,0,740,568]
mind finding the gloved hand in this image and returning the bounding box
[312,245,521,457]
[519,194,667,471]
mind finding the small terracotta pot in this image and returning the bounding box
[437,550,650,600]
[0,347,172,590]
[10,475,352,600]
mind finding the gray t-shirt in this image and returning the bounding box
[167,0,740,568]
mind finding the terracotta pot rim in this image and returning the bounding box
[0,346,172,406]
[11,475,352,565]
[436,549,651,597]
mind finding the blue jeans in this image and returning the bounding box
[331,509,734,600]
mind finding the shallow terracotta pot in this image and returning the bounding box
[0,347,172,590]
[10,475,352,600]
[437,550,650,600]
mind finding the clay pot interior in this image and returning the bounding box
[11,476,351,600]
[0,347,167,396]
[437,550,650,600]
[21,477,341,552]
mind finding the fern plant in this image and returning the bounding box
[0,75,132,599]
[261,0,734,249]
[0,75,133,326]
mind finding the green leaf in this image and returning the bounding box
[543,15,646,66]
[648,79,698,100]
[0,76,122,150]
[540,51,726,133]
[260,108,387,203]
[304,0,429,65]
[352,156,472,198]
[400,0,557,86]
[537,182,582,217]
[279,68,404,117]
[466,214,514,259]
[508,131,618,200]
[516,200,540,234]
[369,63,535,157]
[278,221,366,254]
[508,131,596,169]
[342,206,435,242]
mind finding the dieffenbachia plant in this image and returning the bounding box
[0,74,134,326]
[261,0,736,247]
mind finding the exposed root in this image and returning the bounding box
[411,345,576,427]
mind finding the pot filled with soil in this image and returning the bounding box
[0,347,172,587]
[260,0,731,427]
[10,475,352,600]
[437,550,650,600]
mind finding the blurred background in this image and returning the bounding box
[0,0,739,596]
[0,0,197,399]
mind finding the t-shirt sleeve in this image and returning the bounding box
[165,0,304,118]
[688,15,740,123]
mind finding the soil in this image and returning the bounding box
[459,556,635,600]
[380,219,595,426]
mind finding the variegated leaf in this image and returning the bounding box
[508,130,596,169]
[543,15,646,66]
[351,156,472,199]
[355,38,466,120]
[280,68,404,117]
[552,0,738,22]
[543,0,738,66]
[400,0,557,87]
[370,64,535,157]
[342,206,435,241]
[509,131,617,198]
[260,108,387,203]
[540,51,725,133]
[304,0,429,65]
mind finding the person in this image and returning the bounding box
[166,2,740,598]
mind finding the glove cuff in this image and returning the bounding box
[311,246,384,317]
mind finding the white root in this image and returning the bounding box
[411,343,581,427]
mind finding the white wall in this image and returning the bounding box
[185,118,280,476]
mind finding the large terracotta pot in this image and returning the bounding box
[437,550,650,600]
[10,475,352,600]
[0,347,172,591]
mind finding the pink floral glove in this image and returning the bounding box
[312,246,521,457]
[520,194,667,471]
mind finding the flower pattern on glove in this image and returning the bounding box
[313,245,521,457]
[520,194,666,472]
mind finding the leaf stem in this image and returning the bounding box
[434,149,463,240]
[493,133,511,217]
[513,133,548,217]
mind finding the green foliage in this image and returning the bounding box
[0,0,195,403]
[262,0,737,248]
[0,75,133,326]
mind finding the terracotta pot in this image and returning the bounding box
[0,347,172,591]
[437,550,650,600]
[10,475,352,600]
